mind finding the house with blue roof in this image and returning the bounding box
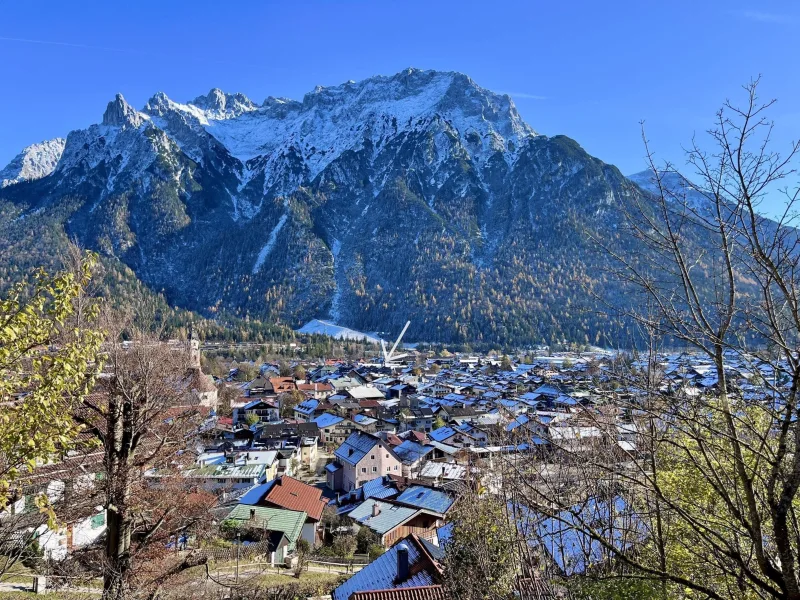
[328,431,402,492]
[533,384,561,401]
[314,413,356,445]
[394,486,455,517]
[360,475,401,501]
[553,394,580,409]
[352,413,379,433]
[392,440,434,474]
[506,414,530,432]
[293,399,320,422]
[331,533,444,600]
[427,426,478,448]
[514,497,644,577]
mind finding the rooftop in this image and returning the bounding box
[224,505,307,542]
[348,500,418,535]
[263,476,327,521]
[395,486,454,515]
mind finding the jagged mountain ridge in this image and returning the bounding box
[0,68,665,346]
[0,138,66,188]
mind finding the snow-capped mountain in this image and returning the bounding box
[627,169,712,213]
[0,138,66,187]
[0,68,674,345]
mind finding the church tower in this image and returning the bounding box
[184,322,218,410]
[188,322,201,370]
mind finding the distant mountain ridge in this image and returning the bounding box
[0,68,697,346]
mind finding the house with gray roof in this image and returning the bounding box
[347,498,444,547]
[328,431,402,492]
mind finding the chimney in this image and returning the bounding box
[396,543,409,582]
[372,502,381,517]
[249,508,256,520]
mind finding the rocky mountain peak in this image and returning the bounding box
[102,94,144,128]
[189,88,257,117]
[0,138,66,188]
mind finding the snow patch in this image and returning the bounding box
[252,214,288,274]
[297,319,382,343]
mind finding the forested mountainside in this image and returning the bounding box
[0,68,713,346]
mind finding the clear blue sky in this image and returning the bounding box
[2,0,798,208]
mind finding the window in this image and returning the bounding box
[394,465,398,471]
[385,453,389,458]
[90,513,106,529]
[370,455,375,460]
[361,468,366,473]
[372,466,378,473]
[386,467,391,472]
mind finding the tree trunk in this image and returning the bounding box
[104,502,132,600]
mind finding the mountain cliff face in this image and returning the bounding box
[0,68,659,346]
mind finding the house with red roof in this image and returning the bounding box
[238,476,327,545]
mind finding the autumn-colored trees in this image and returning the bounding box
[0,250,103,507]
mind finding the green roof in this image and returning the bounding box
[183,463,266,479]
[225,505,307,542]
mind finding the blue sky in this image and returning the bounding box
[2,0,798,210]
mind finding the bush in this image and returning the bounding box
[21,539,45,572]
[331,534,357,558]
[356,527,380,554]
[219,519,241,539]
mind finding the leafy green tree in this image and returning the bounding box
[244,413,261,426]
[367,544,385,560]
[432,415,447,430]
[0,252,103,507]
[356,526,380,554]
[442,492,516,600]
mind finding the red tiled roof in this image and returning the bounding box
[386,434,403,447]
[270,377,297,393]
[358,399,382,408]
[409,431,428,443]
[298,383,333,392]
[350,586,447,600]
[263,476,326,521]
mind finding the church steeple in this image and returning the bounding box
[188,322,201,369]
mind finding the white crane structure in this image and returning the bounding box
[381,321,411,368]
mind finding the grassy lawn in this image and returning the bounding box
[0,558,34,584]
[256,570,341,587]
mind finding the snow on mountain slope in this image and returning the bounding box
[0,68,660,346]
[628,169,711,212]
[252,213,288,274]
[297,319,382,343]
[143,68,536,185]
[1,138,66,187]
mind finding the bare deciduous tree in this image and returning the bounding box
[489,79,800,600]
